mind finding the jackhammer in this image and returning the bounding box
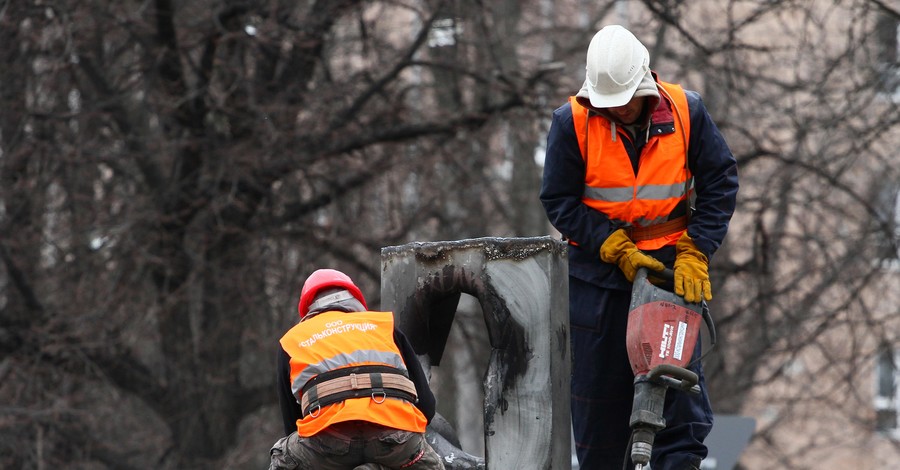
[624,268,716,470]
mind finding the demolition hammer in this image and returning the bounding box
[624,268,716,470]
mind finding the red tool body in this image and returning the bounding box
[627,296,703,376]
[624,268,716,470]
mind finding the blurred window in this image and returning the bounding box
[875,347,899,438]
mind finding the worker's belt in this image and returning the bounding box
[300,365,418,418]
[626,215,687,242]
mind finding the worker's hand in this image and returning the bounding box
[600,229,665,282]
[673,232,712,303]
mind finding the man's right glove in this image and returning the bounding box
[600,229,665,282]
[673,231,712,303]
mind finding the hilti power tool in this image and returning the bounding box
[624,268,716,470]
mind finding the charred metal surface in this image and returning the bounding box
[381,237,571,470]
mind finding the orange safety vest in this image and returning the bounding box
[279,310,428,437]
[570,81,692,251]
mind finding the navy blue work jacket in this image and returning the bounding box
[540,88,739,291]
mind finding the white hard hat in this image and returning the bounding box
[584,25,650,108]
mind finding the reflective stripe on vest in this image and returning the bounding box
[279,310,427,437]
[571,81,692,250]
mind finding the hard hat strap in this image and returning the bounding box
[307,290,358,314]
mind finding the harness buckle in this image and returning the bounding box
[371,391,386,404]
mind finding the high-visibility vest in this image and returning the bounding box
[279,310,427,437]
[570,81,692,250]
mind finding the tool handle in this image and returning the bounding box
[646,268,675,282]
[647,364,700,393]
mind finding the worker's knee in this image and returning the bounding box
[269,434,297,470]
[269,432,309,470]
[407,437,446,470]
[376,431,445,470]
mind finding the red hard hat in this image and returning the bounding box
[297,269,367,318]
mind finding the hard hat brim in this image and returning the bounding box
[585,78,639,109]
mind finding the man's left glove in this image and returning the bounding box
[600,229,665,282]
[674,232,712,303]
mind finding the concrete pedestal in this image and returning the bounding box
[381,237,570,470]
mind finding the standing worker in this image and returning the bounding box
[268,269,446,470]
[540,25,739,470]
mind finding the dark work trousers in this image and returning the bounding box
[569,277,713,470]
[269,421,445,470]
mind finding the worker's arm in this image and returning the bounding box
[540,102,618,254]
[684,91,739,259]
[395,329,436,423]
[276,347,301,436]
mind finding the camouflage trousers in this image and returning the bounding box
[269,421,445,470]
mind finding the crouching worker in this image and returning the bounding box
[269,269,446,470]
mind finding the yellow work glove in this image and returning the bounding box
[600,229,665,282]
[673,232,712,303]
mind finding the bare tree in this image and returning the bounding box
[1,0,898,469]
[0,0,558,467]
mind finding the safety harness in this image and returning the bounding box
[300,365,418,417]
[627,214,688,242]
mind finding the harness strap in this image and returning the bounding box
[627,215,687,242]
[301,366,418,417]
